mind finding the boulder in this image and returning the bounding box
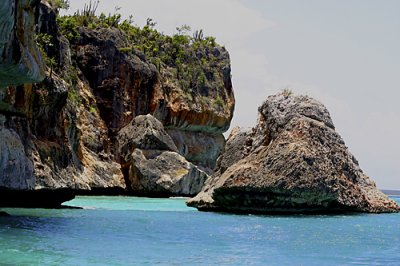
[129,149,208,196]
[166,129,225,172]
[117,114,208,196]
[188,93,400,213]
[116,114,178,164]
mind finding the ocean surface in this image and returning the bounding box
[0,196,399,265]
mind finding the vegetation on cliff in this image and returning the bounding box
[0,0,234,206]
[37,1,231,112]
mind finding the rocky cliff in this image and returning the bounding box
[0,1,234,206]
[187,93,400,213]
[0,0,45,87]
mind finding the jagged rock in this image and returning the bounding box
[0,114,34,189]
[0,0,45,87]
[75,27,158,134]
[129,149,208,196]
[38,1,72,70]
[116,114,208,196]
[116,114,178,164]
[188,93,400,213]
[166,129,225,172]
[0,3,234,204]
[31,75,126,192]
[74,26,233,171]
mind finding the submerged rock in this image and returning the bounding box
[188,93,400,213]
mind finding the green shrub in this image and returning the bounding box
[56,4,226,103]
[48,0,70,11]
[214,96,224,108]
[282,88,293,98]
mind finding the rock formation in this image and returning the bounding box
[188,93,400,213]
[117,115,207,196]
[0,0,45,87]
[0,1,234,206]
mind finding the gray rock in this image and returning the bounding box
[116,114,178,164]
[188,92,400,213]
[166,129,225,172]
[0,116,34,190]
[116,115,208,196]
[0,0,45,87]
[129,149,208,196]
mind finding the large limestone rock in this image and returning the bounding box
[166,129,225,173]
[0,3,126,207]
[0,0,45,87]
[0,2,234,205]
[130,149,207,196]
[74,27,234,171]
[116,114,178,165]
[188,93,400,213]
[117,115,208,196]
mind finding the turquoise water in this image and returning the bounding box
[0,196,399,265]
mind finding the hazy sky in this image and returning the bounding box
[65,0,400,189]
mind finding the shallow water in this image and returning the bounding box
[0,196,399,265]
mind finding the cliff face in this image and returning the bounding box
[74,26,234,172]
[0,2,234,205]
[0,0,45,87]
[188,93,399,214]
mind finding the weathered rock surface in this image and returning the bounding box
[75,27,159,134]
[0,1,234,206]
[117,115,207,196]
[129,149,207,196]
[166,129,225,173]
[0,0,45,87]
[0,115,34,189]
[0,3,126,207]
[188,93,400,213]
[116,114,178,164]
[74,26,233,171]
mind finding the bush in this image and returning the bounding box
[48,0,70,11]
[56,4,226,104]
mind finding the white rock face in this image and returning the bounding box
[0,115,34,189]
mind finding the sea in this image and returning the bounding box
[0,196,399,265]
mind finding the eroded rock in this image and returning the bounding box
[116,114,208,196]
[166,129,225,172]
[116,114,178,164]
[188,93,400,213]
[129,149,207,196]
[0,0,45,87]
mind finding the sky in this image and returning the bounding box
[64,0,400,189]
